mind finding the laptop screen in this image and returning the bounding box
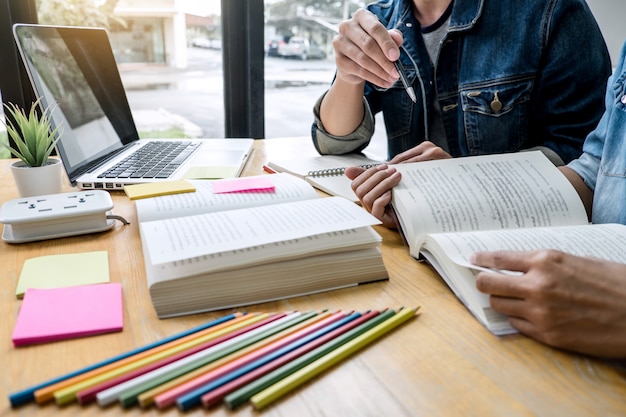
[13,24,140,179]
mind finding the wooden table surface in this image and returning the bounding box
[1,137,625,416]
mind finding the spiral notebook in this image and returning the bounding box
[267,154,383,202]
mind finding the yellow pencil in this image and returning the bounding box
[249,307,419,410]
[51,313,269,405]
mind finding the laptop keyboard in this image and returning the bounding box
[98,141,199,179]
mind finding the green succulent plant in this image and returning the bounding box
[0,98,61,167]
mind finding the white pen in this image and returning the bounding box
[394,60,417,103]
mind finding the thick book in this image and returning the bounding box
[134,173,388,318]
[390,151,626,335]
[267,153,383,202]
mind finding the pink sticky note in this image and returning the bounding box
[211,177,275,194]
[12,283,123,347]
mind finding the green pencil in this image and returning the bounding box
[223,308,396,409]
[251,307,418,409]
[116,311,312,407]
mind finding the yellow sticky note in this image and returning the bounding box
[15,251,110,298]
[182,166,238,179]
[124,180,196,200]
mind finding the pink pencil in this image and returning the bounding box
[75,312,284,404]
[201,310,380,408]
[154,310,348,409]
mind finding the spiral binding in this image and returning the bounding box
[307,163,382,177]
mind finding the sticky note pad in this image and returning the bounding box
[212,177,275,194]
[124,180,196,200]
[15,251,110,299]
[12,283,124,347]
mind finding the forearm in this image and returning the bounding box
[319,79,366,136]
[559,166,593,221]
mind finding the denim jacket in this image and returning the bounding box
[312,0,611,163]
[568,40,626,225]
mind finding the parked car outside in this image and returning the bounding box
[267,36,289,57]
[277,37,326,60]
[190,37,212,48]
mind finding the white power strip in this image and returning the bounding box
[0,190,118,243]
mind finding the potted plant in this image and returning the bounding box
[0,98,63,197]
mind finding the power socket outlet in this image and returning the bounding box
[0,190,117,243]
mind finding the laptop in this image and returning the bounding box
[12,24,254,190]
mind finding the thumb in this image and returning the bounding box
[344,165,367,180]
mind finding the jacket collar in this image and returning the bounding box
[390,0,483,32]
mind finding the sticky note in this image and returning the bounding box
[211,177,275,194]
[12,283,124,346]
[15,251,110,299]
[124,180,196,200]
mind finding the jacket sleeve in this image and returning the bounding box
[311,91,375,155]
[526,0,612,164]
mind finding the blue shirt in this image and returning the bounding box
[568,40,626,225]
[312,0,612,163]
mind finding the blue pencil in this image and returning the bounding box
[8,312,242,407]
[175,312,363,410]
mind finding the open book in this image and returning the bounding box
[390,151,626,335]
[134,173,388,318]
[267,153,382,202]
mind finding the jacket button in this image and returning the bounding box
[490,91,503,112]
[621,94,626,104]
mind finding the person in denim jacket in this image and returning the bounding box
[465,41,626,358]
[312,0,611,166]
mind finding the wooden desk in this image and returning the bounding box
[1,137,625,416]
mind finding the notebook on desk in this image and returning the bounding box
[12,24,253,190]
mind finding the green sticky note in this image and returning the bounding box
[15,251,110,298]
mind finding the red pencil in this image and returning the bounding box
[153,310,348,409]
[262,165,278,174]
[74,312,277,404]
[201,310,381,408]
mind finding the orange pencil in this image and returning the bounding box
[137,310,335,408]
[153,310,346,409]
[33,312,255,404]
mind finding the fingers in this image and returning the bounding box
[470,251,532,273]
[388,142,452,163]
[348,164,401,222]
[334,9,401,88]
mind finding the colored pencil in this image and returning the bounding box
[52,312,270,405]
[222,309,393,410]
[250,307,418,410]
[74,312,294,405]
[8,312,241,408]
[175,311,364,411]
[102,311,301,408]
[93,312,284,407]
[76,312,288,404]
[200,310,378,409]
[139,310,334,408]
[154,310,346,409]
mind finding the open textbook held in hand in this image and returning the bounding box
[135,173,388,318]
[390,151,626,335]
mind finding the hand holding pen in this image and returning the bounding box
[393,59,416,103]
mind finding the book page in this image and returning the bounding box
[425,223,626,272]
[391,152,588,255]
[419,223,626,335]
[134,173,319,222]
[140,196,382,264]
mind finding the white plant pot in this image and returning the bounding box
[10,158,63,198]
